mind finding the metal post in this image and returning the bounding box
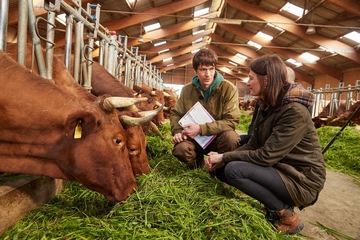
[64,14,74,70]
[17,0,28,65]
[0,0,9,51]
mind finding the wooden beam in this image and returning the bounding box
[227,0,360,64]
[217,24,340,81]
[127,18,209,47]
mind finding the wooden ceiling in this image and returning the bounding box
[5,0,360,86]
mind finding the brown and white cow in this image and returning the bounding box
[0,50,136,202]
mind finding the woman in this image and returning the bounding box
[205,54,326,235]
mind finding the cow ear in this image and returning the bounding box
[64,111,97,139]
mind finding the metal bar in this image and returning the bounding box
[17,0,28,66]
[0,0,9,51]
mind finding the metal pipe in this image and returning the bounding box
[0,0,9,51]
[64,14,74,70]
[17,0,28,66]
[46,10,56,79]
[27,0,47,78]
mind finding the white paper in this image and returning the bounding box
[178,102,216,149]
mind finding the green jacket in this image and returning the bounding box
[223,83,326,209]
[170,71,240,136]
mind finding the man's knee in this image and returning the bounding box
[172,140,197,165]
[216,130,240,152]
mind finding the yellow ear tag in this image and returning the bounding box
[74,121,82,139]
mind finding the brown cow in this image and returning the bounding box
[0,50,136,202]
[88,61,165,139]
[133,83,166,126]
[6,43,155,177]
[163,87,178,119]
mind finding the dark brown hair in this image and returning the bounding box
[192,48,218,70]
[250,54,289,109]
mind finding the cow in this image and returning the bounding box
[90,61,165,139]
[6,43,157,178]
[163,87,178,119]
[133,83,166,126]
[0,50,136,202]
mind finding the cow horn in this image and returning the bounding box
[138,104,164,118]
[163,106,170,112]
[120,105,164,126]
[151,90,157,96]
[103,97,148,111]
[155,101,163,108]
[163,91,171,97]
[150,121,164,139]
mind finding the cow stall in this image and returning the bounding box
[0,0,168,233]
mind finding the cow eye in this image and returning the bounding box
[114,139,122,144]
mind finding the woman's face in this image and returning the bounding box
[246,70,261,96]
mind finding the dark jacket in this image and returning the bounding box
[223,83,326,209]
[170,71,240,136]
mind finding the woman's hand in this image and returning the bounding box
[205,151,224,170]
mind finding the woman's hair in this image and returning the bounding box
[192,48,218,70]
[250,54,289,108]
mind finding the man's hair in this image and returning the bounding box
[192,48,218,70]
[250,54,288,108]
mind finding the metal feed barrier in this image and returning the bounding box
[310,80,360,117]
[0,0,164,90]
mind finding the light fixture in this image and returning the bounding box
[306,25,316,34]
[306,9,316,34]
[138,25,144,43]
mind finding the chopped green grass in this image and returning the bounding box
[2,117,360,239]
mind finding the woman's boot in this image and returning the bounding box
[273,207,304,235]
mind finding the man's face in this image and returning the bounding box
[195,65,216,90]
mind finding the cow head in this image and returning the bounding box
[0,50,137,202]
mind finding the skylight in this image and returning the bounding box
[158,49,169,54]
[154,41,166,47]
[235,53,248,60]
[166,63,174,67]
[286,58,303,67]
[247,40,262,50]
[192,38,203,44]
[194,7,209,17]
[319,46,335,54]
[281,2,307,17]
[144,22,161,32]
[191,49,200,54]
[163,57,172,62]
[300,52,319,62]
[267,23,284,31]
[229,61,238,66]
[193,29,205,35]
[257,31,273,40]
[343,31,360,43]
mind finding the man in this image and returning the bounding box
[239,66,296,145]
[170,48,240,169]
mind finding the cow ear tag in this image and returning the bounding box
[74,120,82,139]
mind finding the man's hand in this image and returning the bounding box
[181,123,201,139]
[171,132,187,144]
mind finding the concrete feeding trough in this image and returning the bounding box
[0,175,66,235]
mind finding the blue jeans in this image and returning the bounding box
[214,161,294,210]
